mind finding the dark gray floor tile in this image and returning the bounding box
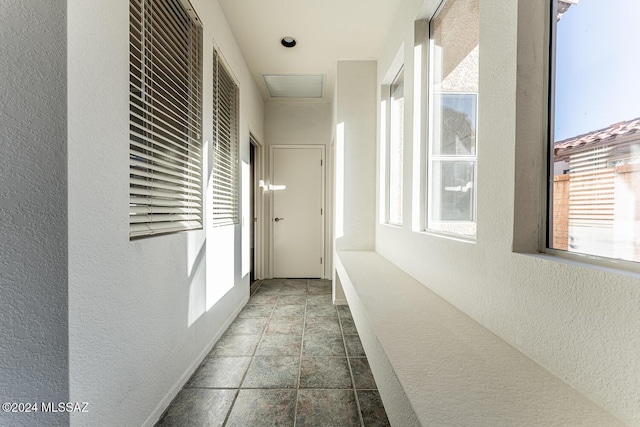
[300,357,352,389]
[226,317,269,335]
[209,334,261,356]
[272,304,306,317]
[254,286,283,296]
[307,278,331,287]
[340,316,358,334]
[277,294,307,305]
[307,283,332,295]
[156,388,235,427]
[337,305,353,319]
[160,277,384,427]
[302,334,345,356]
[344,334,366,357]
[238,304,274,318]
[248,293,279,305]
[242,356,299,388]
[295,389,360,427]
[282,278,308,287]
[254,280,285,295]
[185,356,251,388]
[249,280,262,295]
[350,357,377,389]
[307,294,332,306]
[357,390,391,427]
[305,303,337,317]
[265,316,304,335]
[226,389,296,427]
[280,287,308,296]
[304,317,341,335]
[255,334,302,356]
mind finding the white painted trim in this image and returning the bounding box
[380,46,405,227]
[333,298,348,305]
[250,132,265,280]
[212,38,241,89]
[141,298,247,427]
[268,144,327,278]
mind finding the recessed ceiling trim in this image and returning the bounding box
[262,74,324,98]
[280,37,297,48]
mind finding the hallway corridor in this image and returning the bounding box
[156,279,390,426]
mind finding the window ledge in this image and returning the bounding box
[518,249,640,279]
[415,229,476,244]
[334,250,623,426]
[381,222,403,229]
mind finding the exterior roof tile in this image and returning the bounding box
[554,117,640,156]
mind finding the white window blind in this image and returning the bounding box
[212,49,239,227]
[129,0,203,238]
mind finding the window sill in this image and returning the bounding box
[381,222,403,229]
[521,249,640,279]
[415,228,477,244]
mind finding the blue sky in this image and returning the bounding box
[554,0,640,141]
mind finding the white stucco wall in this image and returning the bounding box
[335,61,378,252]
[67,0,264,425]
[265,101,332,147]
[375,0,640,424]
[0,2,68,426]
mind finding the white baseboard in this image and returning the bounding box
[333,298,348,305]
[142,297,248,427]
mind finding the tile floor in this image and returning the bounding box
[156,278,390,427]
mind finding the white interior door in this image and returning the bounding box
[272,146,324,278]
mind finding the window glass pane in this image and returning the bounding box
[428,0,479,236]
[432,94,476,156]
[388,68,404,225]
[550,0,640,262]
[431,160,475,222]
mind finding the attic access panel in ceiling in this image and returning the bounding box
[263,74,324,98]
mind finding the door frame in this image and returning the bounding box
[269,144,326,278]
[250,133,265,280]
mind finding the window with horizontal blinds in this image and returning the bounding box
[212,49,239,227]
[129,0,203,238]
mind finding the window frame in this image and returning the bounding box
[385,66,405,226]
[425,0,480,239]
[379,47,405,227]
[545,0,640,271]
[128,0,204,239]
[211,48,240,228]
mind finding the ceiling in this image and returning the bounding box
[218,0,404,102]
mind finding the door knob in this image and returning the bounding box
[274,217,284,222]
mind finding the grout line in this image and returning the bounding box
[222,285,276,427]
[293,281,308,427]
[339,307,366,427]
[186,280,369,427]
